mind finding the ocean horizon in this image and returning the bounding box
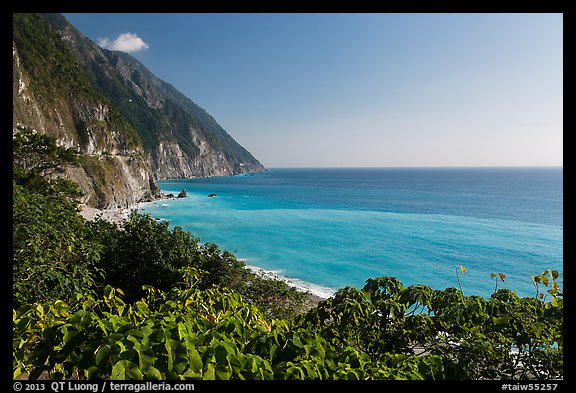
[138,166,563,299]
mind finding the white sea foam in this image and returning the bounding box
[245,264,336,300]
[132,200,157,211]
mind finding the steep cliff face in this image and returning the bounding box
[13,13,265,208]
[13,13,160,209]
[42,13,265,180]
[99,50,266,179]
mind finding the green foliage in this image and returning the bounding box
[13,182,103,308]
[13,125,83,202]
[85,58,167,154]
[13,13,96,103]
[14,271,562,380]
[14,285,276,380]
[240,272,314,321]
[13,125,78,177]
[86,212,201,302]
[12,127,103,307]
[12,122,563,380]
[13,284,449,380]
[298,275,562,380]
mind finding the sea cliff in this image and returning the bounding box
[13,13,264,209]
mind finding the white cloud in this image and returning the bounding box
[97,32,149,53]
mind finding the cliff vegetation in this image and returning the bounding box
[13,13,264,209]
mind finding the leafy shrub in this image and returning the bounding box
[86,212,202,302]
[298,274,563,380]
[13,183,103,308]
[14,285,283,380]
[13,284,450,380]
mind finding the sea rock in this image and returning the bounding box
[177,189,187,198]
[208,193,217,198]
[13,13,265,210]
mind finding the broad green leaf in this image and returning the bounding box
[181,368,202,379]
[16,317,30,331]
[165,339,175,371]
[136,301,150,316]
[145,366,162,380]
[285,366,303,380]
[551,297,559,307]
[42,326,58,342]
[177,322,188,340]
[215,364,232,380]
[111,359,143,380]
[292,332,303,348]
[104,285,113,299]
[227,353,244,373]
[13,367,24,379]
[95,344,112,367]
[118,349,138,363]
[133,342,154,370]
[411,370,426,380]
[302,362,318,379]
[214,344,229,365]
[246,357,258,374]
[98,319,113,335]
[202,363,216,380]
[174,361,187,375]
[62,327,78,345]
[188,348,203,373]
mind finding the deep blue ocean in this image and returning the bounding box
[138,167,563,299]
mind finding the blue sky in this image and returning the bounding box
[63,13,563,168]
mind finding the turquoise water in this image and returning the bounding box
[138,167,563,299]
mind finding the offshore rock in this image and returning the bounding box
[13,13,265,209]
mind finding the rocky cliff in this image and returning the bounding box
[13,13,265,209]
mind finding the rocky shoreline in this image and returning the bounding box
[78,205,132,225]
[78,186,180,224]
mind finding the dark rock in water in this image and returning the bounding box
[177,189,187,198]
[208,193,217,198]
[166,193,174,198]
[12,13,265,210]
